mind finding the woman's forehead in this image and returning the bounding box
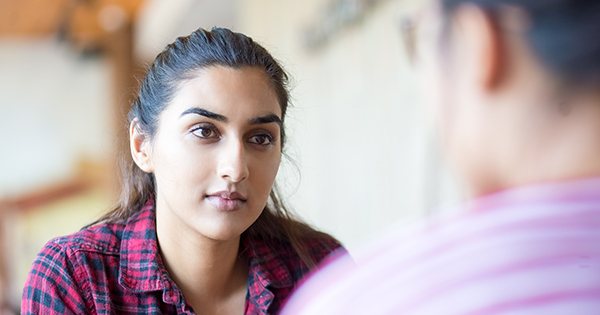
[165,66,282,120]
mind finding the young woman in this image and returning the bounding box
[22,27,343,315]
[283,0,600,314]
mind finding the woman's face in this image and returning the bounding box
[142,66,282,241]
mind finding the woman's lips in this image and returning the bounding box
[205,191,246,211]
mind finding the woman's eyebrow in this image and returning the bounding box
[250,114,282,127]
[180,107,228,122]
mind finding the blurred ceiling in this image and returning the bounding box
[0,0,239,59]
[0,0,146,50]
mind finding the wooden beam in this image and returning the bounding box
[99,5,140,194]
[0,179,90,214]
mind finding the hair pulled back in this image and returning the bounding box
[442,0,600,85]
[91,27,322,265]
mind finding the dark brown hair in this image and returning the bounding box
[89,27,328,267]
[442,0,600,85]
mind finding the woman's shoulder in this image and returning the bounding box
[43,221,126,258]
[23,222,128,313]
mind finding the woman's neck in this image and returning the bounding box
[469,91,600,197]
[155,204,248,314]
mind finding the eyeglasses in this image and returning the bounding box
[400,15,418,64]
[399,6,445,66]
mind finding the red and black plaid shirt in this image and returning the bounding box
[22,200,343,314]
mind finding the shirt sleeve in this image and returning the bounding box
[21,241,89,314]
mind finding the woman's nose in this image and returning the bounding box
[217,139,249,183]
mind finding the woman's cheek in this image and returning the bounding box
[254,153,280,195]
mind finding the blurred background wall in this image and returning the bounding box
[0,0,461,312]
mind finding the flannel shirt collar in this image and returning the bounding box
[117,199,296,310]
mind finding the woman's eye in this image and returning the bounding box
[192,127,218,139]
[249,134,274,146]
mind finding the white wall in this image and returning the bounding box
[0,39,112,198]
[135,0,239,61]
[237,0,462,249]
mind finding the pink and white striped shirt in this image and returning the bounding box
[282,177,600,314]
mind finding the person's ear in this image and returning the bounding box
[453,4,503,91]
[130,119,154,173]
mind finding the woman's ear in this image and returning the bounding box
[453,4,503,91]
[130,119,154,173]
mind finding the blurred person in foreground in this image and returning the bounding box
[282,0,600,314]
[21,27,343,315]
